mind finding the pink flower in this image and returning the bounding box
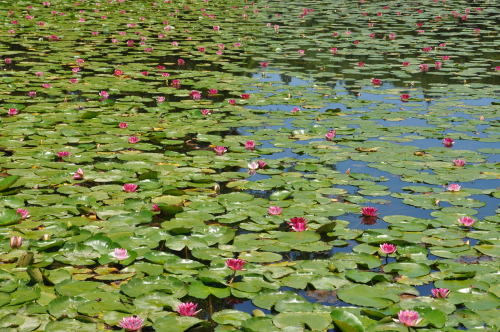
[69,78,78,84]
[171,79,181,88]
[330,47,338,54]
[75,58,85,65]
[214,146,227,156]
[442,55,450,61]
[4,58,12,64]
[226,258,246,271]
[208,89,218,96]
[114,69,124,76]
[127,40,134,47]
[28,91,36,98]
[141,71,149,76]
[248,162,259,173]
[453,159,465,167]
[400,94,410,102]
[291,107,300,113]
[123,184,138,192]
[447,183,461,192]
[435,61,442,70]
[57,151,70,158]
[99,90,109,100]
[16,208,30,219]
[119,122,128,128]
[422,46,432,52]
[10,236,23,249]
[389,33,396,40]
[177,58,185,66]
[298,49,305,55]
[267,206,282,215]
[458,216,475,227]
[241,93,250,99]
[442,137,454,147]
[419,64,429,72]
[35,71,44,77]
[8,108,18,116]
[113,248,129,260]
[402,61,410,67]
[357,61,365,67]
[361,206,378,217]
[156,96,165,103]
[128,136,139,144]
[371,78,382,86]
[42,83,51,89]
[161,72,170,77]
[213,25,220,31]
[201,109,211,116]
[379,243,397,254]
[152,204,160,212]
[73,168,84,180]
[177,302,200,317]
[244,140,256,150]
[260,62,269,68]
[325,129,336,141]
[288,217,307,232]
[228,99,236,105]
[431,288,450,298]
[397,310,420,327]
[257,160,267,169]
[190,90,201,100]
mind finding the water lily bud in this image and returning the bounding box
[10,236,23,249]
[42,234,50,241]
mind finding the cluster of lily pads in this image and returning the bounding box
[0,0,498,331]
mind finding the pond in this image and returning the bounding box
[0,0,498,331]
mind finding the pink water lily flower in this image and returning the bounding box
[268,206,282,215]
[10,236,23,249]
[28,91,36,97]
[226,258,246,271]
[57,151,70,158]
[435,61,442,70]
[189,90,201,100]
[214,146,227,156]
[257,160,267,169]
[447,183,461,192]
[208,89,218,96]
[201,109,211,116]
[458,216,475,227]
[119,122,128,128]
[99,90,109,100]
[371,78,382,86]
[113,248,129,260]
[244,140,256,150]
[397,310,421,327]
[325,129,336,141]
[4,58,12,64]
[16,208,30,219]
[8,108,18,116]
[260,62,269,68]
[361,206,378,217]
[128,136,139,144]
[177,302,200,316]
[73,168,84,180]
[431,288,450,298]
[419,63,429,72]
[453,159,465,167]
[379,243,397,254]
[118,316,143,331]
[248,162,259,173]
[152,204,160,212]
[442,137,454,147]
[288,217,307,232]
[123,184,138,192]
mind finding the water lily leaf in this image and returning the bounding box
[0,176,19,192]
[212,309,251,326]
[0,209,21,226]
[272,312,331,330]
[153,315,202,332]
[383,262,430,277]
[330,309,365,332]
